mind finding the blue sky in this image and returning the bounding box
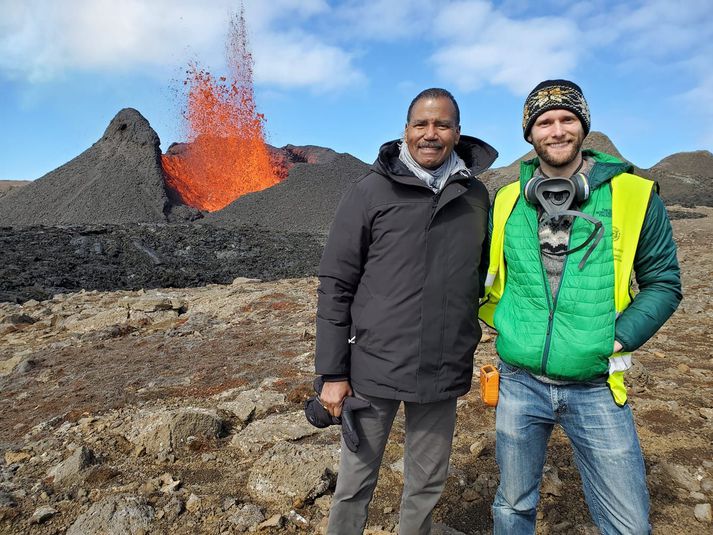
[1,0,712,180]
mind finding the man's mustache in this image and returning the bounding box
[418,142,443,149]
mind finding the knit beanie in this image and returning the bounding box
[522,79,590,141]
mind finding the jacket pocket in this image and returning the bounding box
[353,295,386,351]
[350,285,372,345]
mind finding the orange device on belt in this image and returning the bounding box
[480,364,500,407]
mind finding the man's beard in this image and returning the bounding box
[534,130,585,170]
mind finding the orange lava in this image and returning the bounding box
[162,9,284,212]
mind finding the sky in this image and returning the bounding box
[1,0,712,181]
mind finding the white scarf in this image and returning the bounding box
[398,141,467,192]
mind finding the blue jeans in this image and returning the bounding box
[493,361,651,535]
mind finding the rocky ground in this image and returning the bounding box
[1,205,712,534]
[0,182,31,200]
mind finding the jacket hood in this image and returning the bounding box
[520,149,633,191]
[373,135,498,180]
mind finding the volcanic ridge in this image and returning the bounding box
[0,109,180,227]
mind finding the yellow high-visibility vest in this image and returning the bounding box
[480,173,655,405]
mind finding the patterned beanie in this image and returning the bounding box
[522,79,590,141]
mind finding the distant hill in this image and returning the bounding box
[0,180,31,200]
[204,153,370,234]
[266,144,339,166]
[165,142,339,172]
[2,113,711,231]
[0,109,179,227]
[647,150,713,207]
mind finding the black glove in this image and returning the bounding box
[340,396,370,452]
[304,376,370,452]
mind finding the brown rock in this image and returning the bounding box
[694,503,712,523]
[185,493,201,514]
[127,408,225,455]
[4,451,31,464]
[247,442,339,508]
[66,494,155,535]
[258,513,284,530]
[30,505,57,524]
[231,410,321,453]
[49,446,96,485]
[462,488,480,502]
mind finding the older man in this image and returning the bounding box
[316,88,497,534]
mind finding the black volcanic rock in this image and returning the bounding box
[267,144,338,166]
[0,180,30,200]
[651,150,713,177]
[647,150,713,207]
[0,109,175,227]
[0,224,324,303]
[582,131,627,161]
[205,153,370,234]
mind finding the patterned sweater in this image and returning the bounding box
[537,157,595,299]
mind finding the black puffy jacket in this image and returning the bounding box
[315,136,497,403]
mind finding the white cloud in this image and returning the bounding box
[682,72,713,109]
[241,0,364,91]
[430,2,581,94]
[331,0,439,41]
[0,0,363,92]
[423,0,713,108]
[680,71,713,150]
[2,0,711,107]
[621,2,712,56]
[578,0,713,58]
[0,0,225,81]
[575,0,713,149]
[252,31,365,91]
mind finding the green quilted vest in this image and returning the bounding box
[494,173,616,380]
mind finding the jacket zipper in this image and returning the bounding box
[539,223,572,375]
[427,171,470,229]
[427,191,441,229]
[539,266,553,374]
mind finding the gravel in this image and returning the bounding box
[204,153,371,234]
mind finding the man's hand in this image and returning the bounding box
[320,380,352,418]
[613,340,623,354]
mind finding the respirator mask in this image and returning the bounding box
[523,172,604,269]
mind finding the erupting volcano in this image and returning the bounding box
[162,9,283,212]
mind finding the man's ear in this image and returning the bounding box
[526,134,532,143]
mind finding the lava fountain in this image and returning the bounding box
[162,9,284,212]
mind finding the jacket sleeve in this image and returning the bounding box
[315,182,371,376]
[614,193,682,351]
[478,202,498,328]
[478,203,493,299]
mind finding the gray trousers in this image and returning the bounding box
[326,391,457,535]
